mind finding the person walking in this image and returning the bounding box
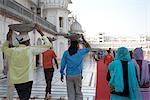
[107,47,142,100]
[60,34,91,100]
[104,50,113,66]
[132,47,150,100]
[42,47,58,99]
[105,49,114,86]
[1,25,52,100]
[133,47,150,87]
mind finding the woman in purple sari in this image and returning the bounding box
[133,47,150,100]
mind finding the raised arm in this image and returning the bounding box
[31,24,52,55]
[81,34,91,49]
[7,28,12,40]
[1,28,13,56]
[35,24,44,36]
[7,28,13,47]
[35,24,51,44]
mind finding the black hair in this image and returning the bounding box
[68,40,79,56]
[107,50,111,53]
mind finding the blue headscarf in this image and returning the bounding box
[115,47,131,61]
[108,47,142,100]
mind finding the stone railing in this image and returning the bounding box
[0,0,57,33]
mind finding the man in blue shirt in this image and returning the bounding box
[60,34,91,100]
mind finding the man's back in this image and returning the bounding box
[2,41,51,84]
[42,49,57,68]
[2,46,34,84]
[61,48,90,75]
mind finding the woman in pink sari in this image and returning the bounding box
[133,47,150,100]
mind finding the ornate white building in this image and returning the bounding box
[0,0,84,77]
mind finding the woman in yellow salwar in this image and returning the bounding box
[107,47,142,100]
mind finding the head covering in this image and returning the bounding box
[16,34,30,43]
[68,40,79,56]
[133,47,149,86]
[133,47,144,60]
[115,47,131,61]
[12,32,19,47]
[108,47,142,100]
[12,33,30,46]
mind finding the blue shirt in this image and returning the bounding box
[60,48,90,75]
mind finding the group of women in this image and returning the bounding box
[107,47,150,100]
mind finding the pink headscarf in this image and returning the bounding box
[133,47,144,60]
[133,47,150,86]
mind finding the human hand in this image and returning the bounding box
[110,85,115,92]
[61,75,64,82]
[140,82,150,88]
[9,28,13,33]
[7,28,13,41]
[35,24,44,36]
[81,75,83,80]
[34,24,39,29]
[81,34,85,40]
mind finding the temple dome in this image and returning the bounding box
[70,20,83,34]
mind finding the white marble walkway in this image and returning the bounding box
[0,56,96,100]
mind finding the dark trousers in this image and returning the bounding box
[44,68,54,94]
[14,81,33,100]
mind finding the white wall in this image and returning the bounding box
[56,36,68,61]
[45,8,70,60]
[46,10,57,25]
[0,0,71,69]
[57,9,69,33]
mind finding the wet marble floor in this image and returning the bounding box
[0,56,96,100]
